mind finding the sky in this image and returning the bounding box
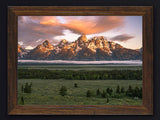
[18,16,142,50]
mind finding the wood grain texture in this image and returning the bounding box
[8,6,153,115]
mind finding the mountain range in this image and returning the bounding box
[18,35,142,61]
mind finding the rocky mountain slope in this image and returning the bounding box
[23,40,54,59]
[18,44,28,59]
[18,35,142,60]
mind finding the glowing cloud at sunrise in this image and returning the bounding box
[39,16,125,35]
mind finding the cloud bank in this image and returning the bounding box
[40,16,125,34]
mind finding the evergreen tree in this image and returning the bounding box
[126,85,133,97]
[121,87,125,93]
[101,90,107,98]
[133,86,139,97]
[86,90,92,97]
[74,83,78,88]
[106,88,112,96]
[21,96,24,105]
[28,82,32,93]
[116,85,120,94]
[106,88,110,94]
[59,86,67,96]
[96,88,101,96]
[24,82,32,93]
[24,83,29,93]
[110,88,113,95]
[128,85,133,93]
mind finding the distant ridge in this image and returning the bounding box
[18,35,142,60]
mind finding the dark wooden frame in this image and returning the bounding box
[8,6,153,115]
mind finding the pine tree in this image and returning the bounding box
[116,85,120,94]
[110,88,113,95]
[128,85,133,93]
[21,96,24,105]
[133,86,139,97]
[24,82,32,93]
[24,83,28,93]
[86,90,92,97]
[106,88,110,94]
[126,85,133,97]
[101,90,107,98]
[121,87,125,93]
[74,83,78,88]
[96,88,101,96]
[59,86,67,96]
[28,82,32,93]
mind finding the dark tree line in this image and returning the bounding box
[86,85,142,99]
[18,69,142,80]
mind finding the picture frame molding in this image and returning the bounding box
[8,6,153,115]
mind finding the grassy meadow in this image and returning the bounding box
[18,64,142,105]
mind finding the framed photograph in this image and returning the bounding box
[8,6,153,115]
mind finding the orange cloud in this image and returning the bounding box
[39,17,60,25]
[40,20,58,25]
[30,16,58,21]
[62,19,96,34]
[38,16,125,35]
[18,16,126,47]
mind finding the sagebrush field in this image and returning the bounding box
[18,79,142,105]
[18,64,142,105]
